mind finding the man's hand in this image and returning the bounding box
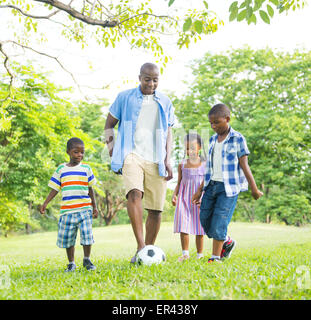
[165,161,173,181]
[39,204,46,215]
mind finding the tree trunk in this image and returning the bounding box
[25,202,32,234]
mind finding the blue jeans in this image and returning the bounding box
[200,181,238,240]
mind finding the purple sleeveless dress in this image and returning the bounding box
[174,160,206,235]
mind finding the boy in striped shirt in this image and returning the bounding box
[40,137,98,272]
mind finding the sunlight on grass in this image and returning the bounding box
[0,222,310,299]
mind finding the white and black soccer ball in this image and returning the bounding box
[137,245,166,266]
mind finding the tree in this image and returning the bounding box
[172,47,311,225]
[0,0,305,94]
[0,64,98,233]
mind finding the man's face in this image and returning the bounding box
[139,67,159,95]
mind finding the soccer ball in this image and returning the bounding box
[137,245,166,266]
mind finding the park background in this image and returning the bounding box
[0,0,310,300]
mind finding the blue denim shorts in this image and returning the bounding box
[199,181,238,240]
[57,210,94,248]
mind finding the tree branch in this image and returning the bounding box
[0,40,84,98]
[34,0,118,27]
[0,4,60,20]
[89,0,97,18]
[119,12,176,25]
[0,41,15,101]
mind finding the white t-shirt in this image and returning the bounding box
[133,94,160,163]
[211,139,224,182]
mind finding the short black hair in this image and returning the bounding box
[67,137,84,151]
[208,103,230,118]
[140,62,159,75]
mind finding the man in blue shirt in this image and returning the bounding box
[104,63,175,263]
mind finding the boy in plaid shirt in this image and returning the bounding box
[192,104,263,263]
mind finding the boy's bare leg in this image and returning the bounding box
[212,239,224,257]
[127,189,145,251]
[66,246,75,262]
[145,210,162,245]
[83,245,91,258]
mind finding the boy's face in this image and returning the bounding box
[139,67,159,95]
[208,114,230,135]
[67,144,84,165]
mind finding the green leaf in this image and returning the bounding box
[237,9,248,21]
[203,1,209,10]
[229,9,238,22]
[239,1,247,9]
[229,1,238,12]
[267,4,274,17]
[259,10,270,23]
[229,4,239,21]
[168,0,175,7]
[269,0,279,6]
[246,7,253,19]
[248,13,257,24]
[194,20,203,34]
[183,17,192,32]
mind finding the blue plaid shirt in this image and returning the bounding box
[109,86,175,177]
[204,127,250,197]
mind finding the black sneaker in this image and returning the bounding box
[65,263,76,272]
[221,236,236,259]
[83,258,96,271]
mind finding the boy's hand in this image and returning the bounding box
[172,194,177,206]
[192,189,203,207]
[252,189,263,200]
[93,208,99,218]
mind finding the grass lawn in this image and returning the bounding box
[0,221,310,300]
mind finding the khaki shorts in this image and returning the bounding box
[122,153,167,212]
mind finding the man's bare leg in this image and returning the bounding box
[145,209,162,245]
[127,189,145,251]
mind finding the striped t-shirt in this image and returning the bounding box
[48,163,96,215]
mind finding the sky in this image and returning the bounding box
[2,0,311,104]
[44,0,311,104]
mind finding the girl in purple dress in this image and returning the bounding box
[172,133,206,261]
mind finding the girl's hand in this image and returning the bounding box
[252,189,263,200]
[192,190,202,206]
[172,194,177,206]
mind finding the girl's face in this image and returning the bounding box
[185,140,201,159]
[67,144,84,165]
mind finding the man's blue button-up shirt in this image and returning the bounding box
[109,86,175,177]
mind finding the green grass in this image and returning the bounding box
[0,222,311,299]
